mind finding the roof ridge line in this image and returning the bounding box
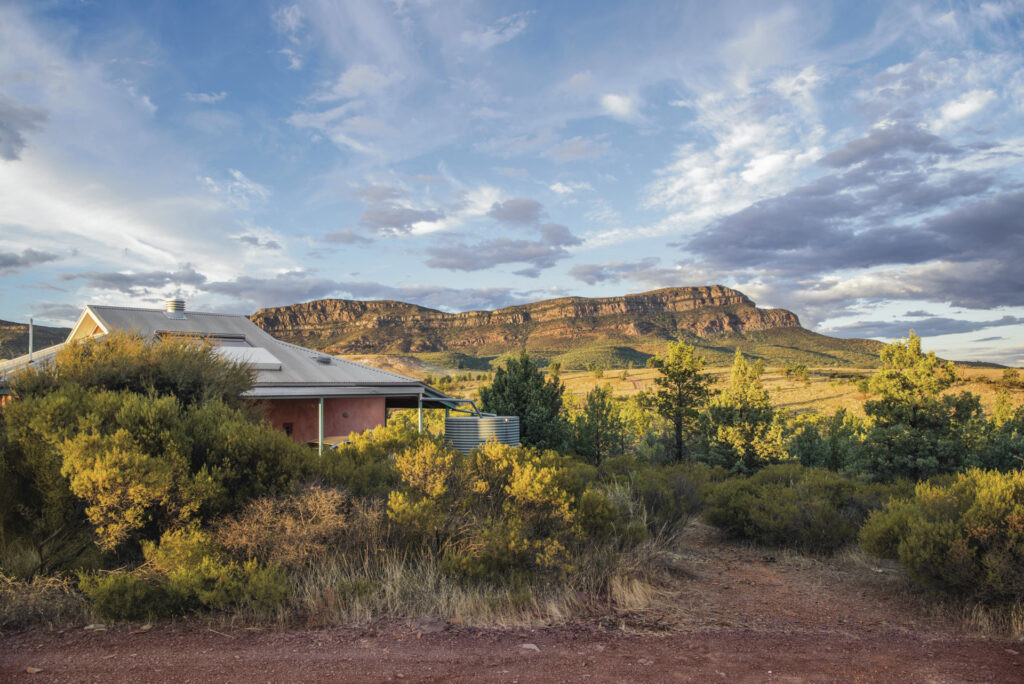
[87,305,248,318]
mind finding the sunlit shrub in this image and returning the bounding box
[9,331,253,407]
[860,469,1024,603]
[316,423,439,497]
[78,526,288,621]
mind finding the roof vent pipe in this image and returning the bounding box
[164,298,186,320]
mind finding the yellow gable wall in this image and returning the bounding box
[68,310,107,342]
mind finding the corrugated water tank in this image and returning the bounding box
[445,415,520,454]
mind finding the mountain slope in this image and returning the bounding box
[0,320,71,360]
[252,286,884,368]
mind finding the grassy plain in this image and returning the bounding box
[353,354,1024,419]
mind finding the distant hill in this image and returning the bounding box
[0,320,70,360]
[252,286,885,369]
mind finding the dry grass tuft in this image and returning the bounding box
[215,485,390,571]
[0,574,91,630]
[281,523,688,628]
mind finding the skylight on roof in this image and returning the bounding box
[213,346,282,371]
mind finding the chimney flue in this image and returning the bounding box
[164,299,186,319]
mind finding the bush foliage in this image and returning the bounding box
[3,327,1023,623]
[705,464,907,553]
[860,469,1024,603]
[0,333,309,577]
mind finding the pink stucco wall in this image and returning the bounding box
[261,397,387,443]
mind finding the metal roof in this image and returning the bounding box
[1,304,458,407]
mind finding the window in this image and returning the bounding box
[283,423,293,437]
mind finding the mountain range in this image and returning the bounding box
[0,287,886,368]
[251,286,884,369]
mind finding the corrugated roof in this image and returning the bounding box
[83,305,436,394]
[2,305,456,406]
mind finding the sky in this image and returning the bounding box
[0,0,1023,364]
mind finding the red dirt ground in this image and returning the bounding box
[2,522,1022,683]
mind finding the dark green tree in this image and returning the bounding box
[647,340,713,462]
[571,384,625,464]
[479,351,568,450]
[858,332,987,480]
[547,362,561,381]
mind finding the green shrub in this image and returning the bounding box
[479,351,568,451]
[705,464,902,553]
[570,384,626,465]
[78,526,289,620]
[631,463,711,530]
[860,469,1024,603]
[701,351,787,473]
[78,571,171,622]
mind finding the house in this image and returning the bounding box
[0,299,467,449]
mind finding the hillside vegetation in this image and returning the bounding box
[0,320,69,360]
[251,286,884,369]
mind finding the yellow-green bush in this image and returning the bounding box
[385,440,580,579]
[705,464,905,553]
[860,469,1024,603]
[78,526,288,621]
[315,423,438,497]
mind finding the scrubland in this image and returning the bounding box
[2,332,1023,656]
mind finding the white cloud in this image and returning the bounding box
[561,70,594,94]
[722,5,805,87]
[600,93,637,119]
[932,89,997,130]
[185,91,227,104]
[288,101,381,155]
[549,181,594,195]
[272,5,305,69]
[740,152,790,184]
[316,64,402,101]
[272,4,304,43]
[460,12,530,51]
[544,135,610,163]
[279,47,303,70]
[198,169,270,209]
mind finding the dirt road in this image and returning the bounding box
[2,522,1021,682]
[2,623,1021,683]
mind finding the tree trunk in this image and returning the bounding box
[674,414,683,462]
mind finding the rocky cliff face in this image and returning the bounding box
[251,286,802,355]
